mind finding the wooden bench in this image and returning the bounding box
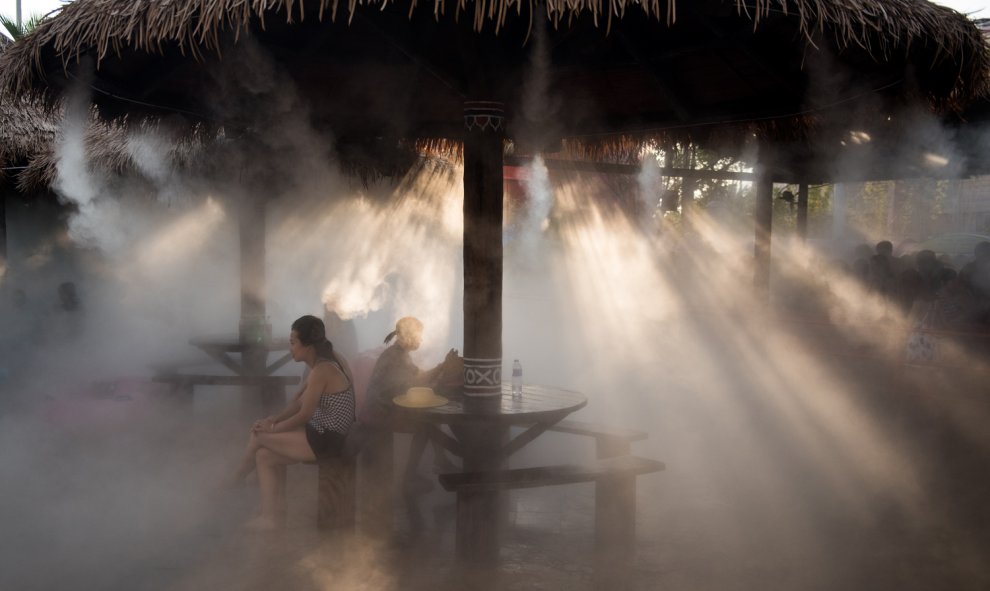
[438,455,665,564]
[151,374,300,412]
[545,419,649,458]
[317,456,357,532]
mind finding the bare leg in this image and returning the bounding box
[222,431,263,488]
[243,430,317,531]
[275,464,288,523]
[254,448,283,528]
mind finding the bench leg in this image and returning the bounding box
[317,457,356,532]
[167,383,194,413]
[595,475,636,562]
[357,429,395,538]
[596,436,631,459]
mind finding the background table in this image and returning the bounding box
[153,336,298,414]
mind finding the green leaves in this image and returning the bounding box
[1,13,44,42]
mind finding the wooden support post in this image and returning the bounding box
[238,194,266,342]
[682,176,698,230]
[461,100,504,398]
[754,167,773,300]
[167,382,195,412]
[450,422,509,565]
[238,194,270,415]
[459,97,508,563]
[259,380,285,416]
[797,183,809,244]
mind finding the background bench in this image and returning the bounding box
[317,456,357,532]
[545,419,649,458]
[151,374,300,411]
[439,455,665,564]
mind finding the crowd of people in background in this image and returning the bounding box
[846,240,990,331]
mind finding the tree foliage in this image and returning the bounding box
[1,12,44,42]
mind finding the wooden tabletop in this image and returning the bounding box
[186,335,293,376]
[392,384,587,426]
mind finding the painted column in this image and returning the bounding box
[462,101,504,399]
[457,100,507,567]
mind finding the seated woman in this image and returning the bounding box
[364,316,457,418]
[355,316,459,534]
[227,315,355,531]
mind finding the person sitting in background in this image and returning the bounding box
[961,242,990,298]
[354,316,460,536]
[868,240,897,298]
[915,250,952,301]
[849,244,874,287]
[225,315,355,531]
[364,316,457,418]
[960,241,990,326]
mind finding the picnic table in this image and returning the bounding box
[152,335,300,413]
[391,385,587,564]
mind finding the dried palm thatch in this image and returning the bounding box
[1,34,58,186]
[16,115,222,193]
[0,90,58,183]
[1,0,987,107]
[2,32,211,192]
[0,91,220,192]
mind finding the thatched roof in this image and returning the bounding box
[1,0,988,182]
[0,29,59,189]
[2,0,986,104]
[0,91,58,183]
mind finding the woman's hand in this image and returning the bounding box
[251,415,277,432]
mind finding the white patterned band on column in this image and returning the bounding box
[463,357,503,396]
[463,101,505,133]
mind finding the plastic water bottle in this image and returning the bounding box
[511,359,523,398]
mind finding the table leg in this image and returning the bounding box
[167,382,194,413]
[450,421,508,567]
[401,428,431,534]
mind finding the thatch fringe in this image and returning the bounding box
[2,106,220,193]
[0,0,987,106]
[0,91,59,170]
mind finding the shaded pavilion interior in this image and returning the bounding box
[2,0,990,576]
[3,1,986,169]
[4,0,987,332]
